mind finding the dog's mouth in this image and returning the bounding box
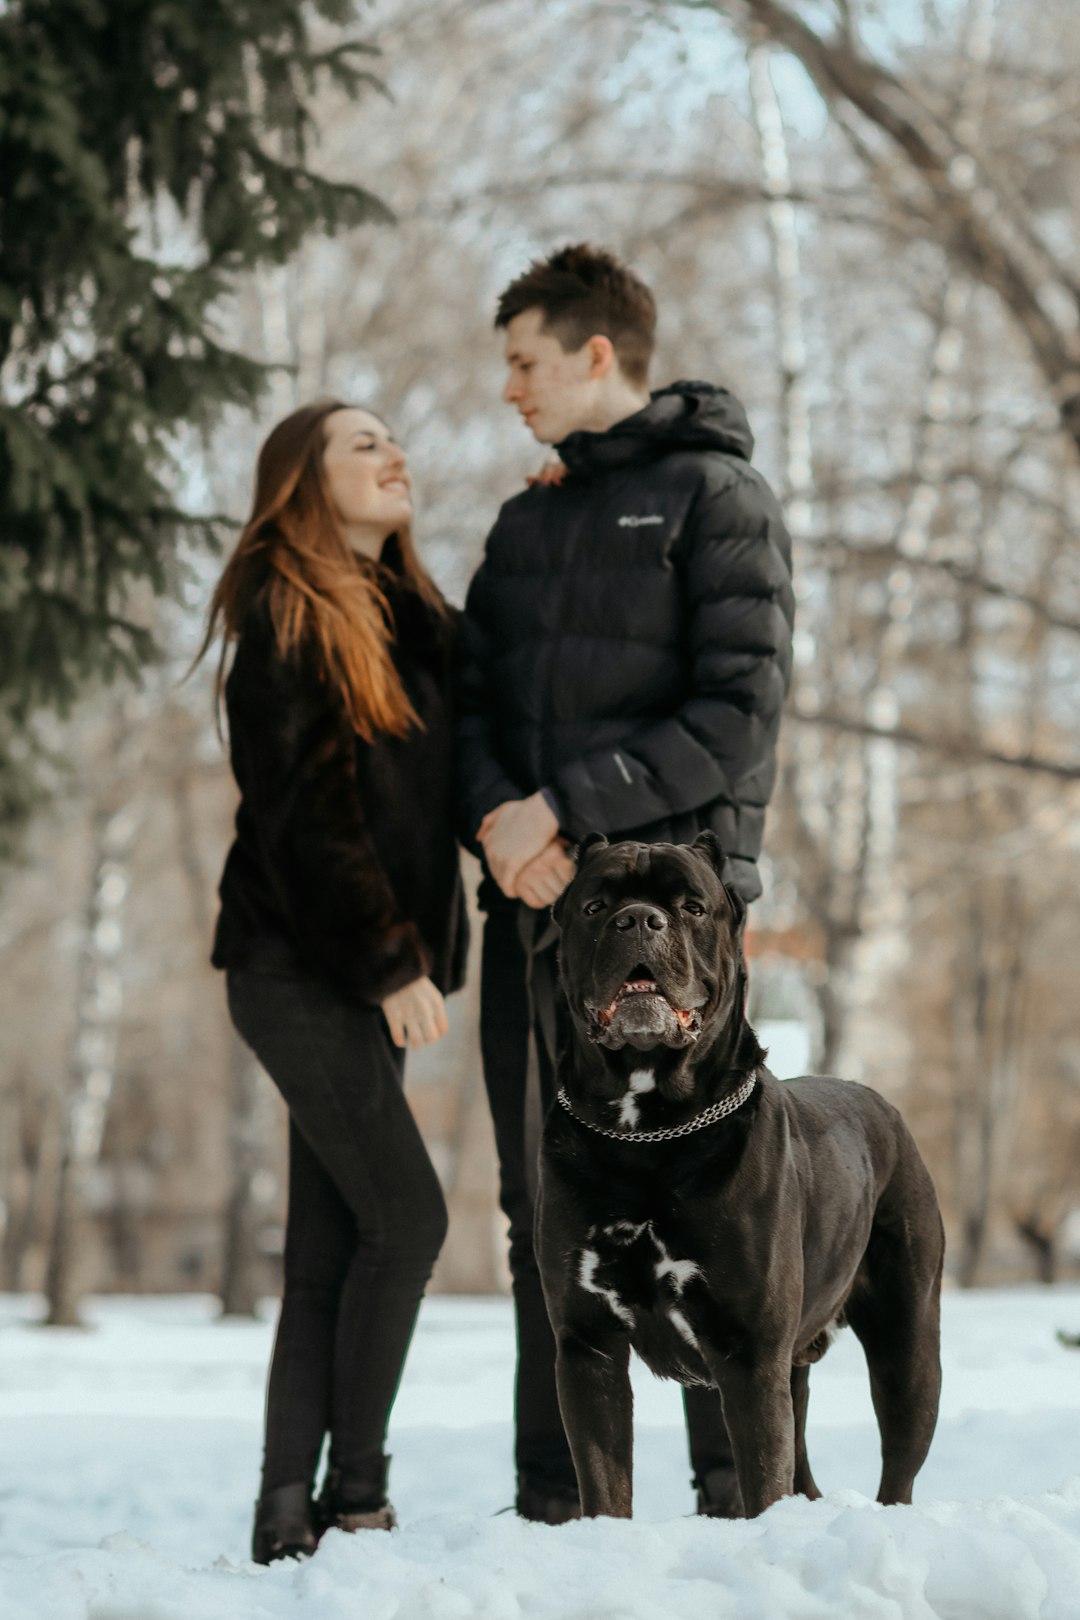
[590,968,702,1048]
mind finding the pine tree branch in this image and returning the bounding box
[0,0,394,847]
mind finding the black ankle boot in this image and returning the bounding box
[318,1457,397,1533]
[252,1480,319,1564]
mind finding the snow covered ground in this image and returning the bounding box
[1,1286,1079,1619]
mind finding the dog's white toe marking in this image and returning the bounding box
[578,1248,634,1327]
[611,1067,656,1130]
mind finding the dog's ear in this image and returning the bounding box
[692,832,747,929]
[722,879,747,930]
[552,832,607,927]
[575,831,609,863]
[691,830,726,875]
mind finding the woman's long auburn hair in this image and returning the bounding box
[194,399,447,742]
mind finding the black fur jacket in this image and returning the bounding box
[212,549,468,1006]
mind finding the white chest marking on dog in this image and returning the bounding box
[654,1252,701,1291]
[577,1225,702,1344]
[651,1233,701,1347]
[578,1249,634,1327]
[651,1232,701,1294]
[611,1067,656,1130]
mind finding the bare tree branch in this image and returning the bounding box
[789,706,1080,780]
[806,538,1080,636]
[694,0,1080,455]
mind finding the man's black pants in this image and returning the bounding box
[480,903,735,1500]
[227,967,447,1498]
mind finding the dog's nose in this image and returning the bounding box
[613,904,668,933]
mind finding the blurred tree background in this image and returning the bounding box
[0,0,388,852]
[1,0,1078,1322]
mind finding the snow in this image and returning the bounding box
[2,1287,1079,1619]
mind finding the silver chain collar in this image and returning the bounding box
[556,1070,758,1144]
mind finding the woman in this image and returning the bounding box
[197,400,467,1562]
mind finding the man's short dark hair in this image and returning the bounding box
[495,244,656,386]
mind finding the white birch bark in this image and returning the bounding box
[747,40,813,542]
[862,0,999,924]
[749,39,872,1068]
[44,704,146,1325]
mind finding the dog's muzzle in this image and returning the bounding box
[589,977,702,1050]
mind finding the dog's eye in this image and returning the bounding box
[683,900,706,916]
[584,898,607,916]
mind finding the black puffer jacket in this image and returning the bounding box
[457,382,795,902]
[212,545,469,1003]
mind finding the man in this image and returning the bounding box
[458,244,795,1523]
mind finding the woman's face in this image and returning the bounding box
[321,407,412,554]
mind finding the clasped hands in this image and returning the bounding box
[477,791,574,909]
[381,791,570,1049]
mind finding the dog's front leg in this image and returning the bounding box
[555,1327,633,1518]
[707,1353,795,1517]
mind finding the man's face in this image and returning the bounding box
[502,309,597,445]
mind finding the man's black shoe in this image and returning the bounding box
[694,1465,744,1519]
[515,1480,582,1524]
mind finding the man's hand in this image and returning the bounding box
[516,838,575,910]
[478,792,559,897]
[381,976,449,1049]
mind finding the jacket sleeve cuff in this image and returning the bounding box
[539,786,565,829]
[351,921,432,1005]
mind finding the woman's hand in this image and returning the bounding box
[525,458,567,488]
[381,976,449,1049]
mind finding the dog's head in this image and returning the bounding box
[554,832,749,1071]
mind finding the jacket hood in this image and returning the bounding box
[555,381,754,476]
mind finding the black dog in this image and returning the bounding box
[536,832,944,1519]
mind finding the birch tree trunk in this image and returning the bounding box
[0,1083,54,1292]
[169,707,268,1318]
[950,455,1045,1284]
[219,1039,265,1317]
[749,36,871,1071]
[44,780,142,1326]
[747,38,812,541]
[861,0,997,920]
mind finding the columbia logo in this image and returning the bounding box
[617,514,664,528]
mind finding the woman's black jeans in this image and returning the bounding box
[227,967,447,1499]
